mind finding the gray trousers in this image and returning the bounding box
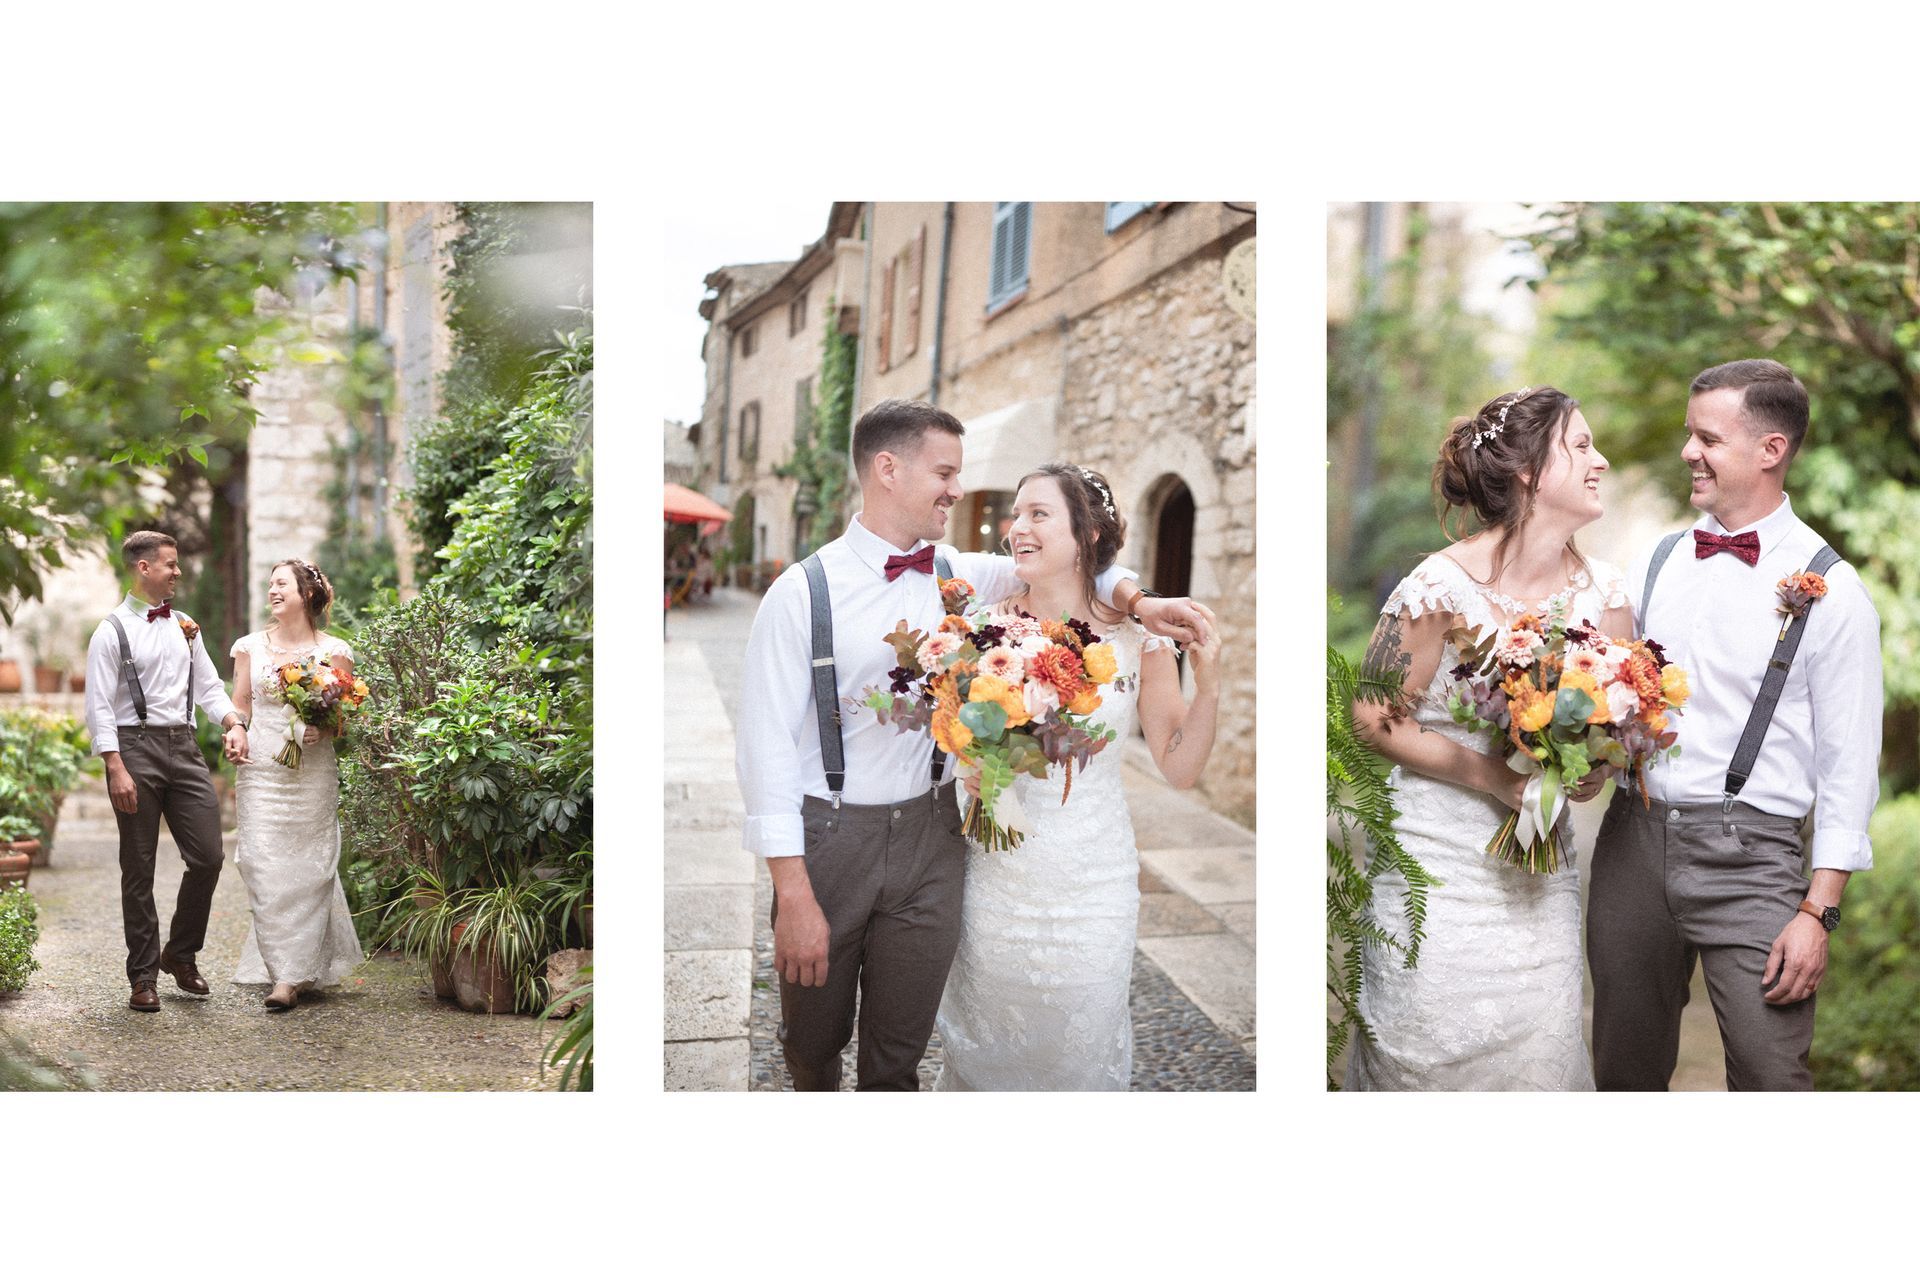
[112,725,226,984]
[774,782,966,1092]
[1587,790,1815,1091]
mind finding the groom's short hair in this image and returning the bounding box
[851,399,965,479]
[1690,359,1809,459]
[121,530,177,569]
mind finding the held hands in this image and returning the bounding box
[1185,602,1222,694]
[303,724,321,746]
[223,723,251,765]
[1763,912,1828,1005]
[1134,595,1208,647]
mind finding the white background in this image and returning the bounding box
[5,1,1919,1276]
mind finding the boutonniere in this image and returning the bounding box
[1776,572,1828,620]
[177,615,201,643]
[937,575,976,615]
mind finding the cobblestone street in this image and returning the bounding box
[666,587,1256,1091]
[0,775,558,1091]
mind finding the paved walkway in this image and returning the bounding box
[0,772,558,1091]
[664,587,1255,1091]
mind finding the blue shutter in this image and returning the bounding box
[989,202,1032,310]
[1105,202,1150,233]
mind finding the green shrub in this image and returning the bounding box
[0,886,41,993]
[0,708,92,834]
[1811,791,1920,1090]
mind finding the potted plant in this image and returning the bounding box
[20,615,62,693]
[0,885,41,994]
[68,624,90,692]
[0,816,40,889]
[448,872,562,1014]
[376,866,461,1001]
[0,654,20,694]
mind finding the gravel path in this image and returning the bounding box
[0,789,557,1091]
[749,872,1257,1091]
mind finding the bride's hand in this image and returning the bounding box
[961,771,981,800]
[302,724,321,746]
[1568,764,1615,803]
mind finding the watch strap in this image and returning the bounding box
[1798,899,1837,931]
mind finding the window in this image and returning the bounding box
[1105,201,1152,233]
[794,376,813,438]
[877,256,896,372]
[988,202,1032,312]
[717,415,729,483]
[740,323,757,358]
[899,225,924,359]
[688,421,701,449]
[789,287,810,337]
[739,401,761,465]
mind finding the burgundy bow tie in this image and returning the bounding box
[1693,529,1761,566]
[145,601,173,622]
[883,545,936,582]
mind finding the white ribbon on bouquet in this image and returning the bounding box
[1506,752,1566,849]
[957,759,1035,837]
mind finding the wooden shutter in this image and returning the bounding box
[902,225,924,357]
[877,256,896,372]
[989,202,1031,309]
[795,376,812,440]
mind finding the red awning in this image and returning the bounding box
[665,483,733,526]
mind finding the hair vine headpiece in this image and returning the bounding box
[1471,387,1531,451]
[1076,466,1117,519]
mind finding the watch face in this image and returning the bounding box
[1821,907,1841,932]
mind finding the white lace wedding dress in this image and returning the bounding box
[1345,553,1626,1091]
[934,614,1172,1091]
[229,631,364,988]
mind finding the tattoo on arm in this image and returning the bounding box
[1359,611,1417,720]
[1168,729,1184,755]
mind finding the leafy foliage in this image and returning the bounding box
[0,708,92,836]
[1811,792,1920,1090]
[0,886,41,993]
[773,294,857,558]
[541,963,593,1091]
[1326,603,1439,1089]
[0,201,370,621]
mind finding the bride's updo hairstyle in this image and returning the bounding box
[1434,386,1583,578]
[271,557,335,629]
[1010,462,1129,624]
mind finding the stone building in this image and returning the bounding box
[693,201,1257,824]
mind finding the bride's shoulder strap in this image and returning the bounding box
[1382,553,1464,620]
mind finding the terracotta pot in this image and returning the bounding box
[429,955,456,1000]
[29,809,57,867]
[448,921,516,1014]
[32,666,62,694]
[0,659,21,694]
[67,672,85,693]
[0,842,37,888]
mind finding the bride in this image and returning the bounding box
[934,463,1221,1091]
[1346,387,1630,1090]
[226,558,364,1012]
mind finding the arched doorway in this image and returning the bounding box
[1151,476,1195,599]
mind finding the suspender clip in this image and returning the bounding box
[830,792,841,811]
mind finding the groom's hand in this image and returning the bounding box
[773,886,831,987]
[1762,913,1828,1004]
[106,756,139,814]
[1134,596,1206,646]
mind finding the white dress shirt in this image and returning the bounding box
[1630,494,1882,871]
[737,513,1138,858]
[84,594,239,756]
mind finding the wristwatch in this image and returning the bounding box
[1126,586,1164,623]
[1798,900,1840,932]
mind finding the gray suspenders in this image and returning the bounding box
[105,610,195,727]
[801,549,952,809]
[1642,531,1842,811]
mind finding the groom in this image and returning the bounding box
[735,398,1204,1090]
[1588,359,1883,1090]
[82,531,248,1012]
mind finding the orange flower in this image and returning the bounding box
[932,706,974,758]
[1660,665,1689,708]
[1557,668,1608,725]
[1080,642,1118,685]
[1067,688,1103,716]
[968,675,1011,703]
[1040,618,1073,648]
[1027,643,1090,701]
[995,686,1032,728]
[940,614,972,635]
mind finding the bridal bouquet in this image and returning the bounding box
[269,656,370,768]
[859,577,1124,852]
[1445,608,1688,873]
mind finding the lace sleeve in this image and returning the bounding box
[1597,560,1630,612]
[229,634,251,661]
[1141,625,1175,655]
[321,634,355,664]
[1381,557,1460,621]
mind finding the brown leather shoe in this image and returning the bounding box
[129,980,160,1012]
[158,948,211,996]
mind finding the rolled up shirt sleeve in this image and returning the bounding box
[190,633,237,728]
[85,622,121,756]
[737,568,814,859]
[1805,572,1882,872]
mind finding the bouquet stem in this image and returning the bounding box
[1485,809,1564,874]
[274,721,303,769]
[961,796,1024,852]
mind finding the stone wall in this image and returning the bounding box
[245,282,355,628]
[1060,248,1257,826]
